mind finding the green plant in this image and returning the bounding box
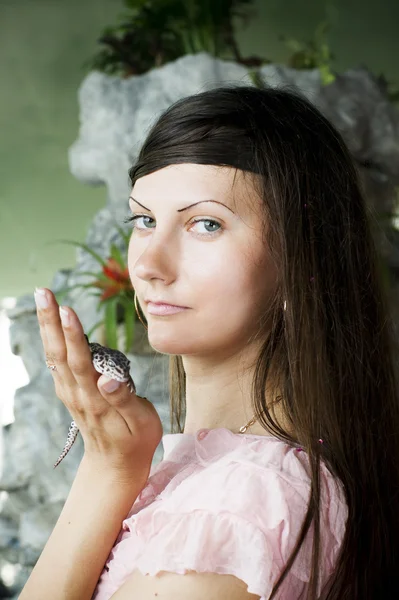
[85,0,342,89]
[84,0,264,77]
[279,21,336,85]
[51,226,136,353]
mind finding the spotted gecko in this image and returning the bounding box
[53,335,136,468]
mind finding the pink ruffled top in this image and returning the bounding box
[92,427,348,599]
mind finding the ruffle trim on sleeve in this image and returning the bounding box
[124,509,303,599]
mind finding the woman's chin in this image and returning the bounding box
[147,331,188,355]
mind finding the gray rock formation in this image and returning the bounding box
[1,52,399,597]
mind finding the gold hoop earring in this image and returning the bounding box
[134,290,148,330]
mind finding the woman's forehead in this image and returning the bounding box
[131,164,263,214]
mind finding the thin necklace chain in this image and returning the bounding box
[238,414,257,434]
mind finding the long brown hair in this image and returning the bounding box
[128,84,399,599]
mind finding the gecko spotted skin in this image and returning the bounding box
[53,335,136,468]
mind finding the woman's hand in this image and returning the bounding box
[34,287,163,481]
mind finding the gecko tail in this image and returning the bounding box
[53,421,79,468]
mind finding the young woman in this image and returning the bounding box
[22,84,399,599]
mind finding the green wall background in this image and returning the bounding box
[1,0,398,301]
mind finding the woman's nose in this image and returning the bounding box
[131,236,176,283]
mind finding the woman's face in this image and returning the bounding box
[128,163,278,357]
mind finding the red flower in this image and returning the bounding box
[102,258,130,284]
[92,257,133,301]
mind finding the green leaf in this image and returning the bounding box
[320,66,336,85]
[74,270,103,279]
[54,282,108,307]
[120,287,135,301]
[92,272,109,283]
[45,240,106,267]
[120,296,135,353]
[248,69,265,88]
[110,244,127,269]
[114,223,131,247]
[85,319,105,340]
[54,289,71,305]
[104,297,118,349]
[99,293,124,306]
[54,283,100,300]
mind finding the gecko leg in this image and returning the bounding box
[126,375,136,394]
[53,420,79,468]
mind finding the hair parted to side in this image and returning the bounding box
[128,84,399,599]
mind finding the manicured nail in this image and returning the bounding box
[102,378,120,393]
[59,306,70,326]
[34,288,49,309]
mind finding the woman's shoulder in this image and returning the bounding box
[130,427,348,535]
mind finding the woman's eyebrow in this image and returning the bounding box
[129,196,236,214]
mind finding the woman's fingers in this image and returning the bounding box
[57,304,100,392]
[35,288,125,412]
[34,288,97,395]
[34,288,76,389]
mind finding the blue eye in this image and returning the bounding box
[123,214,222,237]
[123,215,155,228]
[191,218,221,235]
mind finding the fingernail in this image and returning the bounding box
[59,306,70,326]
[34,288,49,309]
[102,378,120,393]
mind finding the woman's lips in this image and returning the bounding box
[147,302,189,315]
